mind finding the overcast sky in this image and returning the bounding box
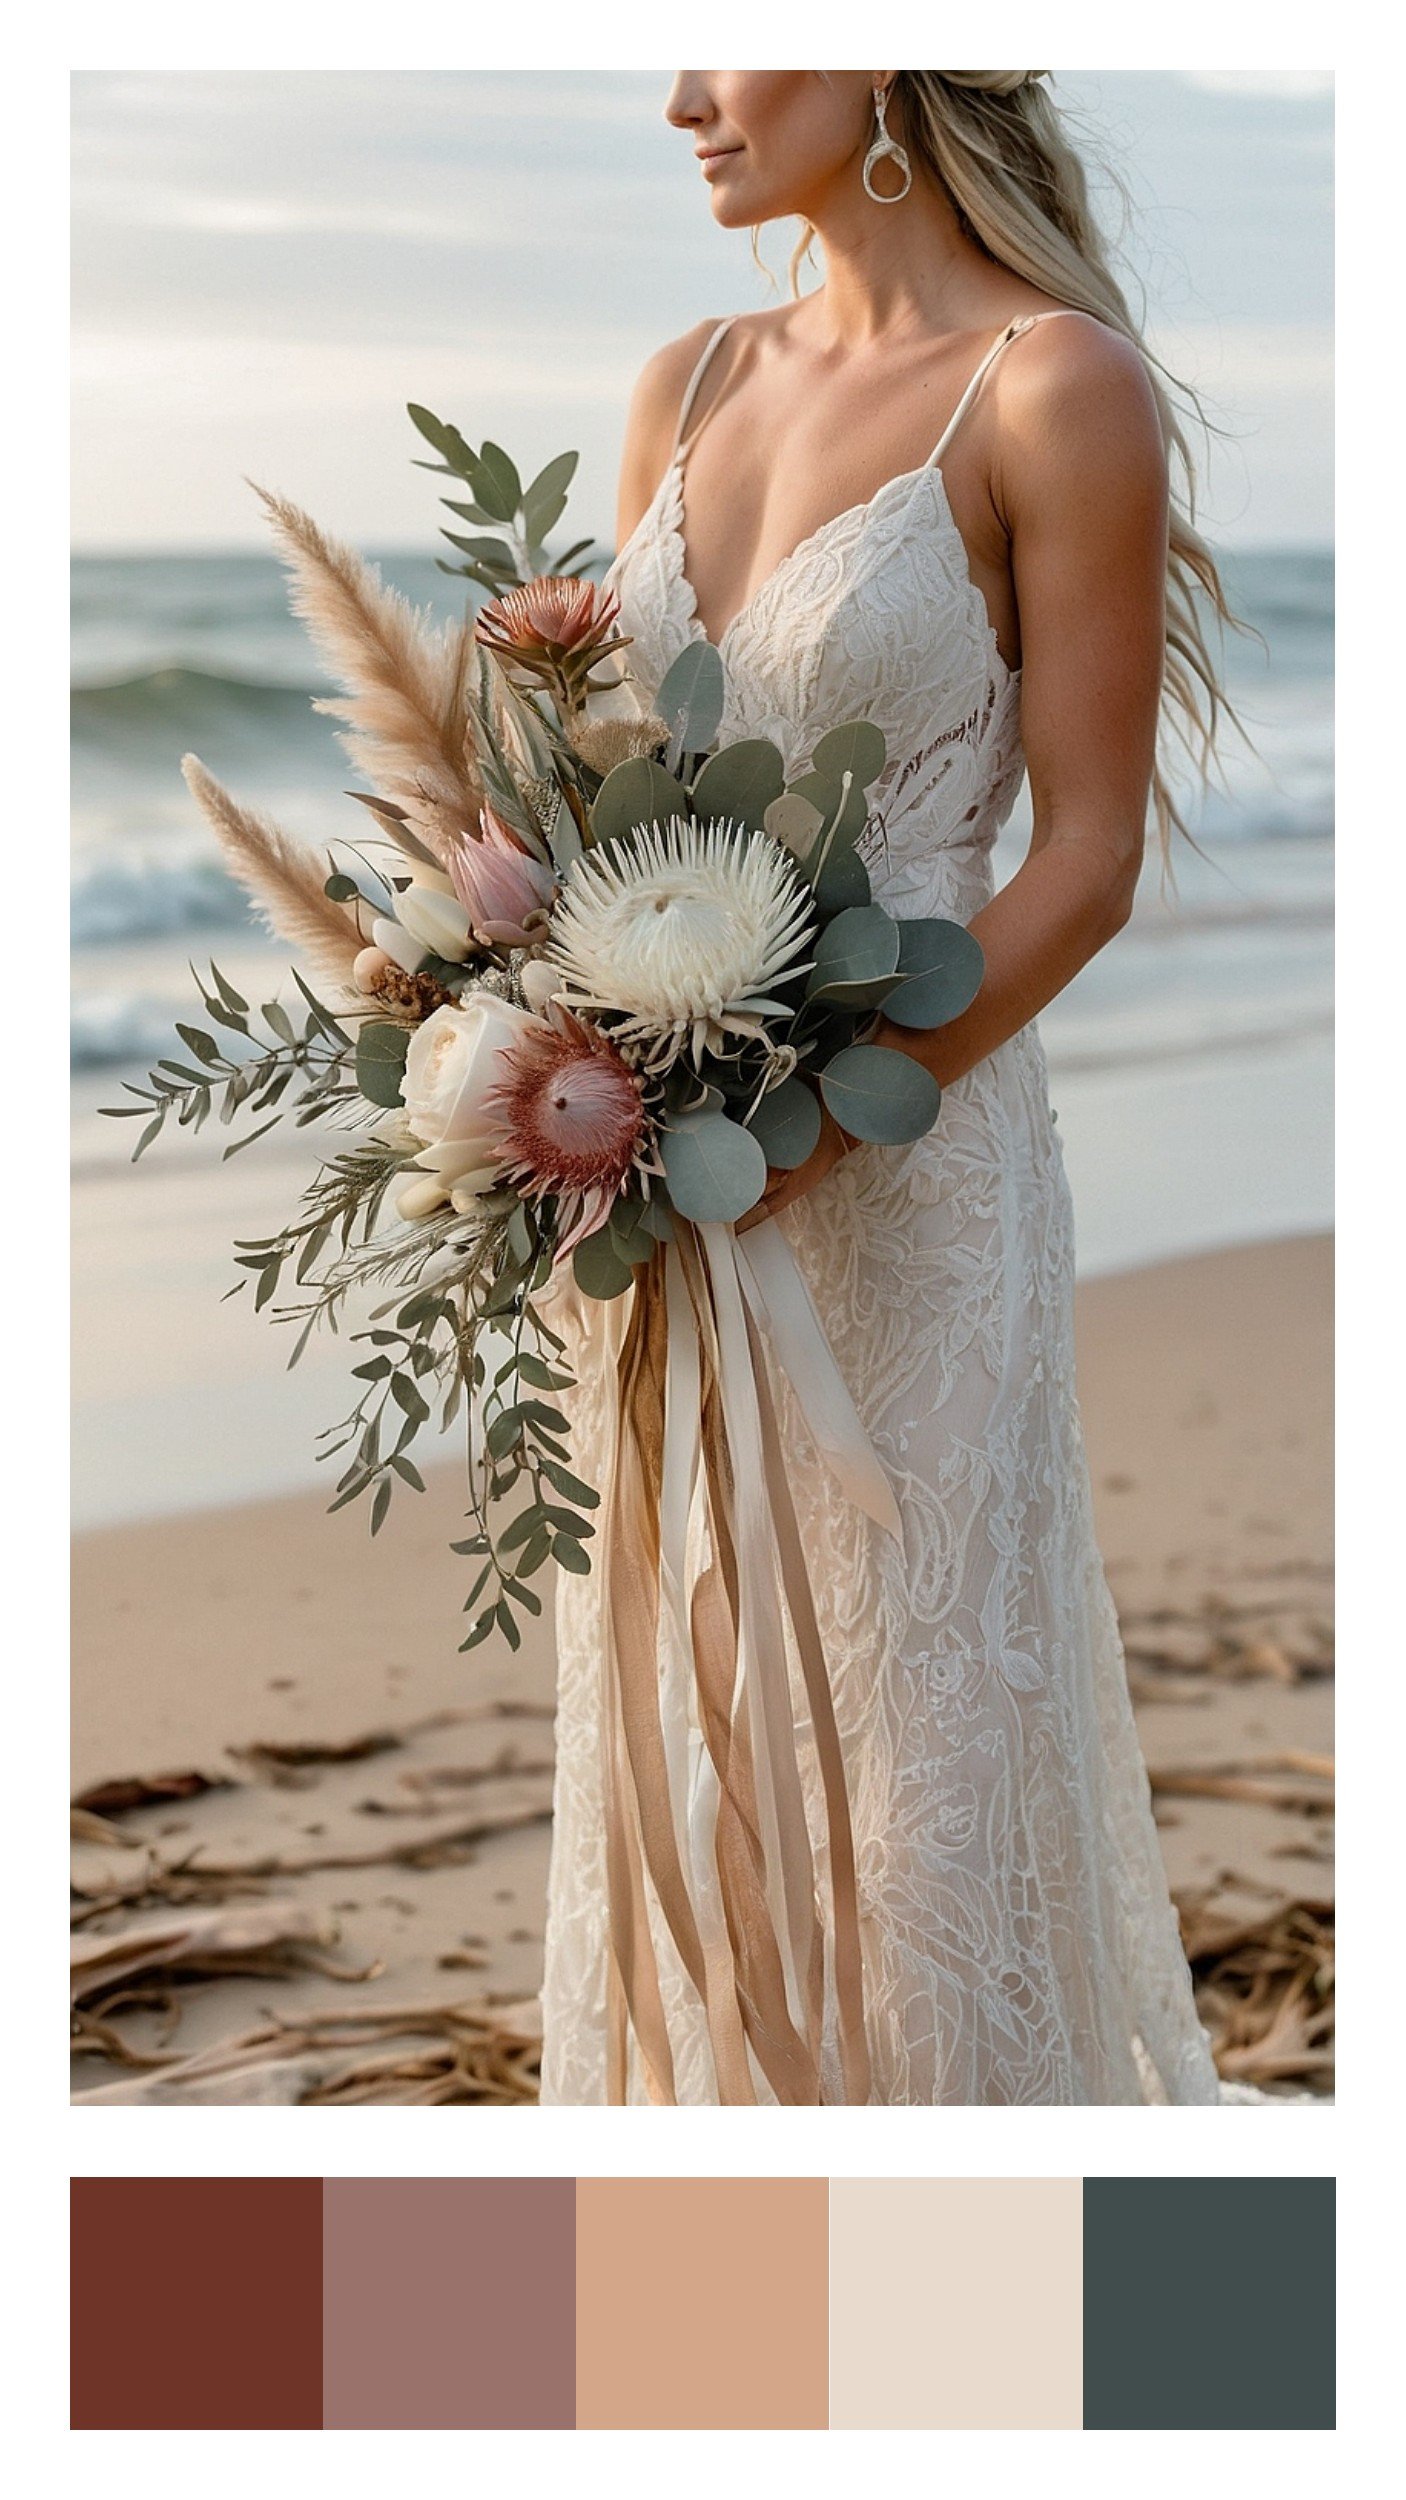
[71,70,1332,552]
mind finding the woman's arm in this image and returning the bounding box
[752,318,1169,1224]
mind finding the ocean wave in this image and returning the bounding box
[71,850,252,946]
[71,664,325,746]
[70,992,190,1071]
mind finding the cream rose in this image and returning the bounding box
[400,994,536,1199]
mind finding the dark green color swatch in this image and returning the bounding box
[1083,2177,1335,2430]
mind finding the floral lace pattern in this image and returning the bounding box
[539,453,1222,2104]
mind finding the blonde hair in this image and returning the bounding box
[782,70,1246,852]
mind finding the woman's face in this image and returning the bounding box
[664,71,884,227]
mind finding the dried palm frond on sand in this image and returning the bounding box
[1180,1888,1334,2090]
[74,1997,542,2106]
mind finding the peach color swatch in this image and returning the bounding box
[576,2177,829,2429]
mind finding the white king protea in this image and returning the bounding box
[546,816,814,1073]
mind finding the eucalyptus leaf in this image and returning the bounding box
[764,790,825,857]
[810,719,888,790]
[813,845,872,913]
[690,739,786,832]
[572,1228,637,1300]
[820,1043,941,1144]
[589,754,689,849]
[880,918,986,1030]
[354,1021,411,1110]
[476,440,523,519]
[806,904,901,1006]
[655,639,726,767]
[523,449,578,541]
[747,1076,823,1170]
[659,1112,768,1222]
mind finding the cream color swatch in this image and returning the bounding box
[829,2178,1082,2428]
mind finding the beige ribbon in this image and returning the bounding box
[596,1216,897,2103]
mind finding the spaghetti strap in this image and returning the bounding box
[672,318,738,460]
[925,307,1088,468]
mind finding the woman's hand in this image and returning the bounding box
[736,1099,855,1233]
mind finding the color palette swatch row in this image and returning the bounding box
[71,2176,1335,2431]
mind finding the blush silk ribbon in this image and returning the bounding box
[596,1214,899,2104]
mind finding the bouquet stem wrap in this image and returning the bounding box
[597,1215,901,2105]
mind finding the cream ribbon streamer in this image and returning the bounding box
[596,1216,898,2104]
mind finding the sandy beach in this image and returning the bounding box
[71,1232,1333,2103]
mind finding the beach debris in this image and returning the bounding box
[72,1996,543,2106]
[73,1768,231,1816]
[70,1903,379,2070]
[1179,1885,1334,2090]
[71,1799,554,1915]
[227,1697,554,1786]
[1150,1752,1334,1816]
[70,1903,355,2002]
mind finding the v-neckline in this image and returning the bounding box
[666,444,936,654]
[638,449,1019,688]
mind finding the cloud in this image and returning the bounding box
[1183,73,1334,101]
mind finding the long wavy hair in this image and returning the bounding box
[777,70,1246,851]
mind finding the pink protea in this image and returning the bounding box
[448,806,557,948]
[482,1002,651,1259]
[476,576,621,663]
[474,577,629,706]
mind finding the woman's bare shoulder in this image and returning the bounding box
[999,307,1161,440]
[627,319,727,446]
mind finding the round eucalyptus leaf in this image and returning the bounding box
[813,844,871,914]
[690,739,787,832]
[810,719,888,791]
[660,1112,769,1222]
[572,1227,637,1300]
[589,755,689,849]
[881,917,987,1030]
[806,904,901,1005]
[747,1076,823,1171]
[820,1043,941,1144]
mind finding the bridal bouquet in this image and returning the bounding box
[109,409,984,2101]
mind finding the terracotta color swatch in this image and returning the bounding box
[575,2177,828,2429]
[322,2177,575,2428]
[1083,2177,1336,2429]
[828,2177,1083,2428]
[70,2177,324,2429]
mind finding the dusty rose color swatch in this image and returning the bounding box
[828,2176,1083,2428]
[575,2177,828,2429]
[71,2177,324,2429]
[322,2176,574,2428]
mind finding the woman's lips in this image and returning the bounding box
[697,146,742,174]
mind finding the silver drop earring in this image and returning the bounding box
[862,82,912,203]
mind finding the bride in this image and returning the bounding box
[542,70,1237,2104]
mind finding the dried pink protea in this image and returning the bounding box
[474,576,628,705]
[448,805,557,948]
[483,1003,651,1259]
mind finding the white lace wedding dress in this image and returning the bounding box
[540,312,1222,2104]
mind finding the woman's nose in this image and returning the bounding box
[665,72,711,129]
